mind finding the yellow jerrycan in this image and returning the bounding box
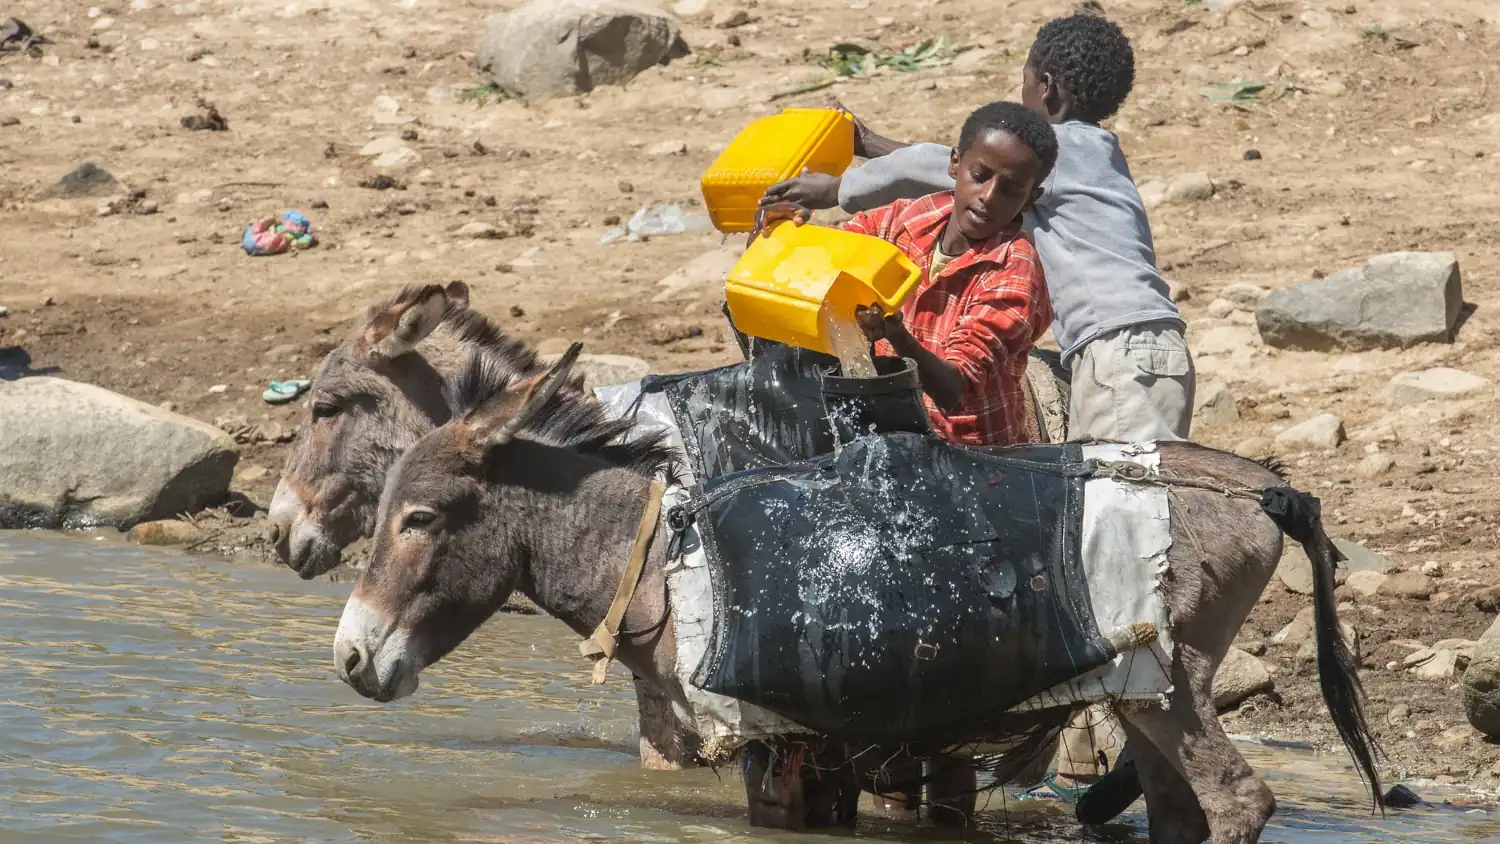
[724,220,922,356]
[700,108,855,233]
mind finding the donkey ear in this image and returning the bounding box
[362,284,451,359]
[444,281,471,311]
[467,343,585,450]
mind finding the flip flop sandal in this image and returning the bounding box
[263,379,311,404]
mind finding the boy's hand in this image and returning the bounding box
[855,305,903,343]
[760,169,841,210]
[748,201,811,245]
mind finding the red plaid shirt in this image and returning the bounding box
[843,192,1052,446]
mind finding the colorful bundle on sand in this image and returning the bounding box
[242,210,315,256]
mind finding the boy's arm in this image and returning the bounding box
[760,142,956,213]
[837,143,956,213]
[889,253,1046,411]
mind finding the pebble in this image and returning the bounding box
[1387,368,1491,407]
[1386,703,1411,726]
[457,221,503,240]
[0,306,7,317]
[1165,171,1215,203]
[1379,570,1436,600]
[0,116,18,127]
[235,464,271,484]
[1219,282,1267,306]
[1355,453,1396,478]
[647,140,688,156]
[1244,148,1262,161]
[1345,570,1388,597]
[1421,560,1444,578]
[207,384,228,394]
[713,8,752,28]
[1275,413,1346,451]
[1206,298,1237,319]
[128,519,202,547]
[1232,436,1275,460]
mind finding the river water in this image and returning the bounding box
[1,531,1494,843]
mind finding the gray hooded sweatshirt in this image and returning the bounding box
[836,121,1183,364]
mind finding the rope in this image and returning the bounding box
[1090,459,1268,501]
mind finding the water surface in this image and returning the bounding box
[0,532,1491,842]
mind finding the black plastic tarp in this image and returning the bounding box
[675,433,1112,744]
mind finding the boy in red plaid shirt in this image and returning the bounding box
[755,101,1057,447]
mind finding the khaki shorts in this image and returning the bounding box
[1068,322,1195,442]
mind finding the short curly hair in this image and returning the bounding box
[1029,14,1136,122]
[957,101,1059,184]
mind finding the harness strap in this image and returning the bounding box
[579,479,666,684]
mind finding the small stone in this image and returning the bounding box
[41,162,121,199]
[618,181,635,193]
[457,221,503,240]
[1220,283,1268,307]
[1272,606,1317,647]
[1213,646,1275,710]
[1275,413,1345,451]
[648,139,688,156]
[1345,570,1388,597]
[0,116,19,127]
[1244,148,1262,161]
[1206,298,1237,319]
[1301,9,1333,28]
[1165,172,1215,203]
[1379,570,1436,600]
[1387,368,1491,407]
[235,464,270,484]
[1167,278,1191,303]
[1383,784,1422,808]
[1421,560,1444,578]
[1138,179,1167,211]
[128,519,203,546]
[263,343,299,363]
[1356,453,1395,478]
[714,8,752,28]
[207,384,228,394]
[1193,380,1239,430]
[1386,703,1411,726]
[1232,436,1274,460]
[1406,647,1458,679]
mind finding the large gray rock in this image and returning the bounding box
[1466,615,1500,738]
[0,377,238,529]
[478,0,687,99]
[1256,252,1463,351]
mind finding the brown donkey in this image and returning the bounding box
[267,284,698,769]
[334,348,1382,843]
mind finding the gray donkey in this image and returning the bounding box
[333,348,1382,844]
[266,283,698,769]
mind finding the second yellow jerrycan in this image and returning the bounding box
[700,108,855,234]
[724,220,923,356]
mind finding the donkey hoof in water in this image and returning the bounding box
[742,744,858,830]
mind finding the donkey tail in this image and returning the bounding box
[1258,486,1383,810]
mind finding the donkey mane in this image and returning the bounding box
[448,353,680,481]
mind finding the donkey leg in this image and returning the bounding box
[926,755,978,829]
[634,676,697,771]
[1120,644,1275,844]
[742,743,805,829]
[1118,715,1210,844]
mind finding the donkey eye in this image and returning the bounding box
[312,402,340,420]
[401,509,438,532]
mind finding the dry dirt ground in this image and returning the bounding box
[5,0,1500,797]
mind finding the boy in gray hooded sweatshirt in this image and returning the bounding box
[763,14,1194,444]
